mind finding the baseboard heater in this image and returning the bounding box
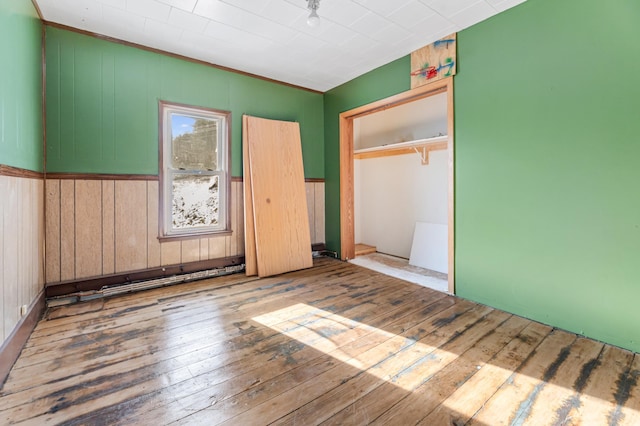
[47,263,245,306]
[46,246,327,305]
[45,256,246,305]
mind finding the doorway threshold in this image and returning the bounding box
[349,252,448,293]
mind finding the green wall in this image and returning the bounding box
[0,0,43,172]
[324,0,640,352]
[45,27,324,177]
[455,0,640,351]
[323,56,410,253]
[10,0,640,352]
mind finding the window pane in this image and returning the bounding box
[171,114,217,170]
[172,174,219,229]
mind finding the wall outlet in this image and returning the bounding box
[20,304,28,317]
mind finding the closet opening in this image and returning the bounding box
[339,78,454,293]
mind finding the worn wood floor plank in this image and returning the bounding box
[278,311,523,426]
[30,259,342,339]
[571,345,635,425]
[5,271,447,424]
[467,329,578,425]
[53,297,453,425]
[1,258,639,426]
[619,354,640,426]
[11,264,397,379]
[1,273,429,416]
[123,293,459,425]
[376,319,550,425]
[520,337,604,426]
[320,310,516,426]
[204,305,495,425]
[20,269,405,365]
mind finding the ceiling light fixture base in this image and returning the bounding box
[307,0,321,27]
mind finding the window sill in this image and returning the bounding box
[158,229,233,243]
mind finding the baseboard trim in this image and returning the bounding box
[45,256,245,298]
[0,290,45,390]
[311,243,326,252]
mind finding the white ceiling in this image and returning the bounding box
[34,0,526,92]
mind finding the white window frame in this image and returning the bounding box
[159,101,231,240]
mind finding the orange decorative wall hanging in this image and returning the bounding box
[411,33,457,89]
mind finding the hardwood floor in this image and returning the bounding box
[1,257,639,425]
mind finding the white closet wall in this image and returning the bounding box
[355,151,447,258]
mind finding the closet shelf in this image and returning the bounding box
[353,135,448,164]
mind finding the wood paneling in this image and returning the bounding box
[115,181,147,272]
[3,259,640,424]
[235,180,245,256]
[0,177,6,342]
[44,178,324,284]
[3,176,11,332]
[181,239,200,264]
[208,237,226,260]
[34,179,45,291]
[0,175,44,352]
[59,180,75,281]
[314,183,325,244]
[101,181,115,275]
[228,183,238,259]
[160,241,181,266]
[44,180,60,283]
[75,180,102,278]
[199,238,209,261]
[146,181,161,268]
[245,116,312,277]
[306,182,316,244]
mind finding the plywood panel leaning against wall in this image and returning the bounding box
[244,115,313,277]
[242,116,258,276]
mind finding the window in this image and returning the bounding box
[159,101,231,239]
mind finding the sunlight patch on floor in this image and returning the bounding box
[253,303,456,392]
[252,303,630,423]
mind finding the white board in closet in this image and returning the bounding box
[409,221,448,274]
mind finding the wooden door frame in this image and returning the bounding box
[339,77,455,293]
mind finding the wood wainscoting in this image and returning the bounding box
[0,175,45,343]
[0,173,46,386]
[2,258,639,424]
[45,177,325,284]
